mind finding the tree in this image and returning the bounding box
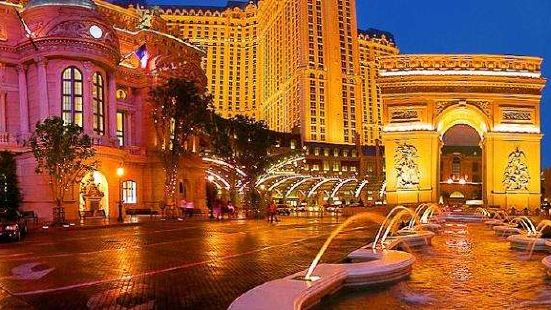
[28,117,96,221]
[149,79,212,206]
[0,151,22,210]
[209,115,275,216]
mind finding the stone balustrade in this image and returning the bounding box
[379,54,542,74]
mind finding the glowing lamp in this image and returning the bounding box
[447,178,453,184]
[459,178,466,185]
[116,167,125,177]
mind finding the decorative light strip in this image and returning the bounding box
[383,123,434,132]
[0,1,22,8]
[379,69,541,78]
[285,177,322,198]
[354,180,369,198]
[266,156,305,174]
[206,171,230,189]
[493,124,540,133]
[330,179,357,198]
[308,178,339,198]
[268,175,308,192]
[256,173,297,186]
[202,157,247,177]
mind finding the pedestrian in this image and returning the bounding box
[268,200,277,223]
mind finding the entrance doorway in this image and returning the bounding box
[440,124,482,205]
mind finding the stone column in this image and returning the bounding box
[0,91,6,133]
[107,71,117,140]
[36,57,49,120]
[126,112,132,146]
[134,88,144,146]
[16,65,30,134]
[82,62,93,134]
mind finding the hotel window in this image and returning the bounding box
[122,180,137,204]
[452,156,461,179]
[116,111,125,146]
[61,67,83,127]
[91,72,105,135]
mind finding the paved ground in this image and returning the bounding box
[0,215,382,309]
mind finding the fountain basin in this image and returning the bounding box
[484,219,505,226]
[393,230,435,248]
[507,234,550,252]
[493,225,521,237]
[543,255,551,277]
[228,250,414,310]
[442,212,485,222]
[420,223,442,232]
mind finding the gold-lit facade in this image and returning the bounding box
[159,0,398,146]
[358,30,399,144]
[160,3,259,119]
[379,54,545,209]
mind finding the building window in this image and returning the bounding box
[116,111,125,146]
[92,72,105,135]
[122,180,136,204]
[61,67,83,127]
[452,156,461,179]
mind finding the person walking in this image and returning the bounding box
[268,200,277,223]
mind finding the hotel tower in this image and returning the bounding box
[158,0,398,146]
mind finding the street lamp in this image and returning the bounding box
[117,166,125,223]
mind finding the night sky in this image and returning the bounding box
[149,0,551,167]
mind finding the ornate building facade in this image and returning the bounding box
[158,0,398,146]
[379,55,545,209]
[0,0,208,220]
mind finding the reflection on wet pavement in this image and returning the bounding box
[0,217,377,309]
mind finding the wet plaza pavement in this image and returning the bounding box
[3,214,551,309]
[0,216,376,309]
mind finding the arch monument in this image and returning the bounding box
[378,55,546,209]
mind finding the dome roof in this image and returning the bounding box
[25,0,96,10]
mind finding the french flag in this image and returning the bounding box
[135,43,150,69]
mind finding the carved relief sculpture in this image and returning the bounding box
[503,147,530,191]
[394,142,420,189]
[390,109,419,123]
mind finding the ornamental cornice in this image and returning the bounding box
[16,38,120,68]
[382,85,542,96]
[378,79,545,92]
[379,54,542,74]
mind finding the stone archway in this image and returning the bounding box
[378,55,545,209]
[80,171,109,217]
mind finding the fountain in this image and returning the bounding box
[440,206,488,222]
[507,219,551,252]
[406,203,443,232]
[229,206,434,310]
[492,216,533,237]
[484,210,509,227]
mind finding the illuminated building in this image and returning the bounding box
[0,0,207,219]
[158,0,398,148]
[159,2,259,120]
[379,54,545,209]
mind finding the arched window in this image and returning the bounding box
[61,67,83,127]
[92,72,105,135]
[122,180,137,204]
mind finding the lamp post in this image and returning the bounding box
[116,166,125,223]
